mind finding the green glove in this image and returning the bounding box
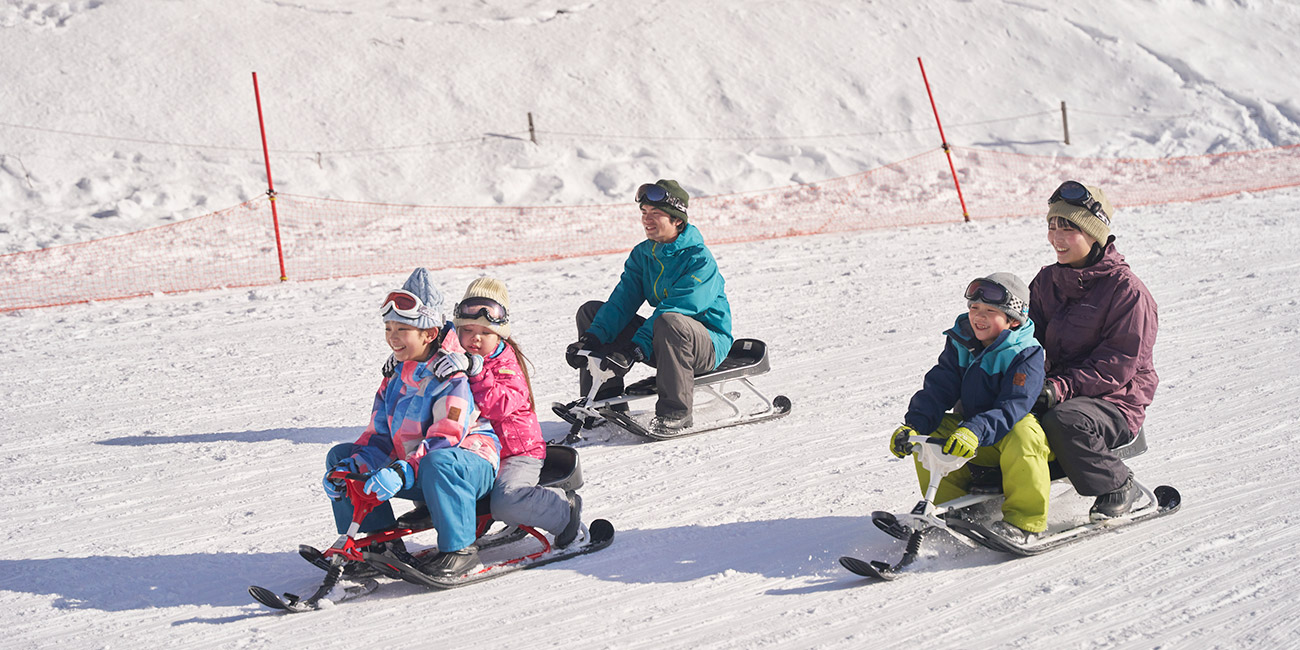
[943,427,980,458]
[889,424,917,458]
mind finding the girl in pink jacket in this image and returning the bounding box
[449,277,584,549]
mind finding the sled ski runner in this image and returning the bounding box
[946,484,1180,556]
[372,518,614,589]
[553,339,791,442]
[250,446,613,612]
[297,524,532,574]
[840,430,1180,581]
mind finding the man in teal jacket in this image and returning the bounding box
[565,179,733,435]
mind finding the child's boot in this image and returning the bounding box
[989,519,1037,545]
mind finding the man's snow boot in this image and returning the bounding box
[554,491,584,548]
[989,519,1037,545]
[650,411,693,435]
[1090,474,1141,520]
[423,545,480,578]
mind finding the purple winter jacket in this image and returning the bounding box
[1028,243,1159,435]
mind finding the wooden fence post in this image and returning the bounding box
[1061,101,1070,145]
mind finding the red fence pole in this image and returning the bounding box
[251,72,289,281]
[917,57,970,222]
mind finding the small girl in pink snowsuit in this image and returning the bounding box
[447,277,584,548]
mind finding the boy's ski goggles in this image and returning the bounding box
[454,297,510,325]
[380,289,439,321]
[964,278,1011,305]
[1048,180,1110,225]
[635,183,688,216]
[965,279,1028,317]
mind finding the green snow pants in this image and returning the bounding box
[913,413,1053,533]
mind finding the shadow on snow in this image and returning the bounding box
[0,516,1006,613]
[97,426,357,447]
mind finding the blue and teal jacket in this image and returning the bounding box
[905,314,1046,447]
[588,224,733,369]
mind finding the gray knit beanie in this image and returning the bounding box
[382,267,444,330]
[968,272,1031,326]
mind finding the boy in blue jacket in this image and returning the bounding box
[888,272,1051,542]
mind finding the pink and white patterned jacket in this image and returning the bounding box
[351,324,501,475]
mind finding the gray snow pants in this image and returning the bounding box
[576,300,717,417]
[490,455,570,534]
[1040,397,1134,496]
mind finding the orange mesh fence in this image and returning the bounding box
[3,144,1298,312]
[0,199,281,311]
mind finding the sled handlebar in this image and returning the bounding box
[326,469,370,482]
[906,435,972,476]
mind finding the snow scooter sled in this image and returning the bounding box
[552,338,791,442]
[249,445,614,613]
[840,429,1180,581]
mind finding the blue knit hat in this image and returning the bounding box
[382,267,444,330]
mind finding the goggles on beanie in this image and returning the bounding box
[454,297,509,325]
[1048,180,1110,226]
[965,279,1028,319]
[380,289,440,321]
[635,183,688,217]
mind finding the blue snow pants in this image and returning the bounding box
[326,443,497,552]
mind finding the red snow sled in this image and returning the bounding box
[249,444,614,612]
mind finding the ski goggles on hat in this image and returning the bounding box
[454,297,510,325]
[1048,180,1110,226]
[635,183,688,216]
[380,289,440,321]
[965,278,1028,317]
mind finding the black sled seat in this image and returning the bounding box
[1047,426,1147,481]
[475,444,582,516]
[624,338,772,395]
[969,427,1148,492]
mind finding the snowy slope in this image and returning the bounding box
[3,0,1300,253]
[4,0,1300,648]
[3,189,1300,648]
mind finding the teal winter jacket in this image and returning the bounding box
[587,224,733,369]
[905,314,1046,447]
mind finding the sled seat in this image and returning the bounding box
[475,444,582,516]
[1046,426,1147,481]
[625,338,771,396]
[970,427,1148,492]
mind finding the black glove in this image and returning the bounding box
[1033,381,1059,414]
[600,343,645,377]
[381,353,398,378]
[565,333,600,369]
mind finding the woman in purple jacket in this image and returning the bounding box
[1029,181,1158,520]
